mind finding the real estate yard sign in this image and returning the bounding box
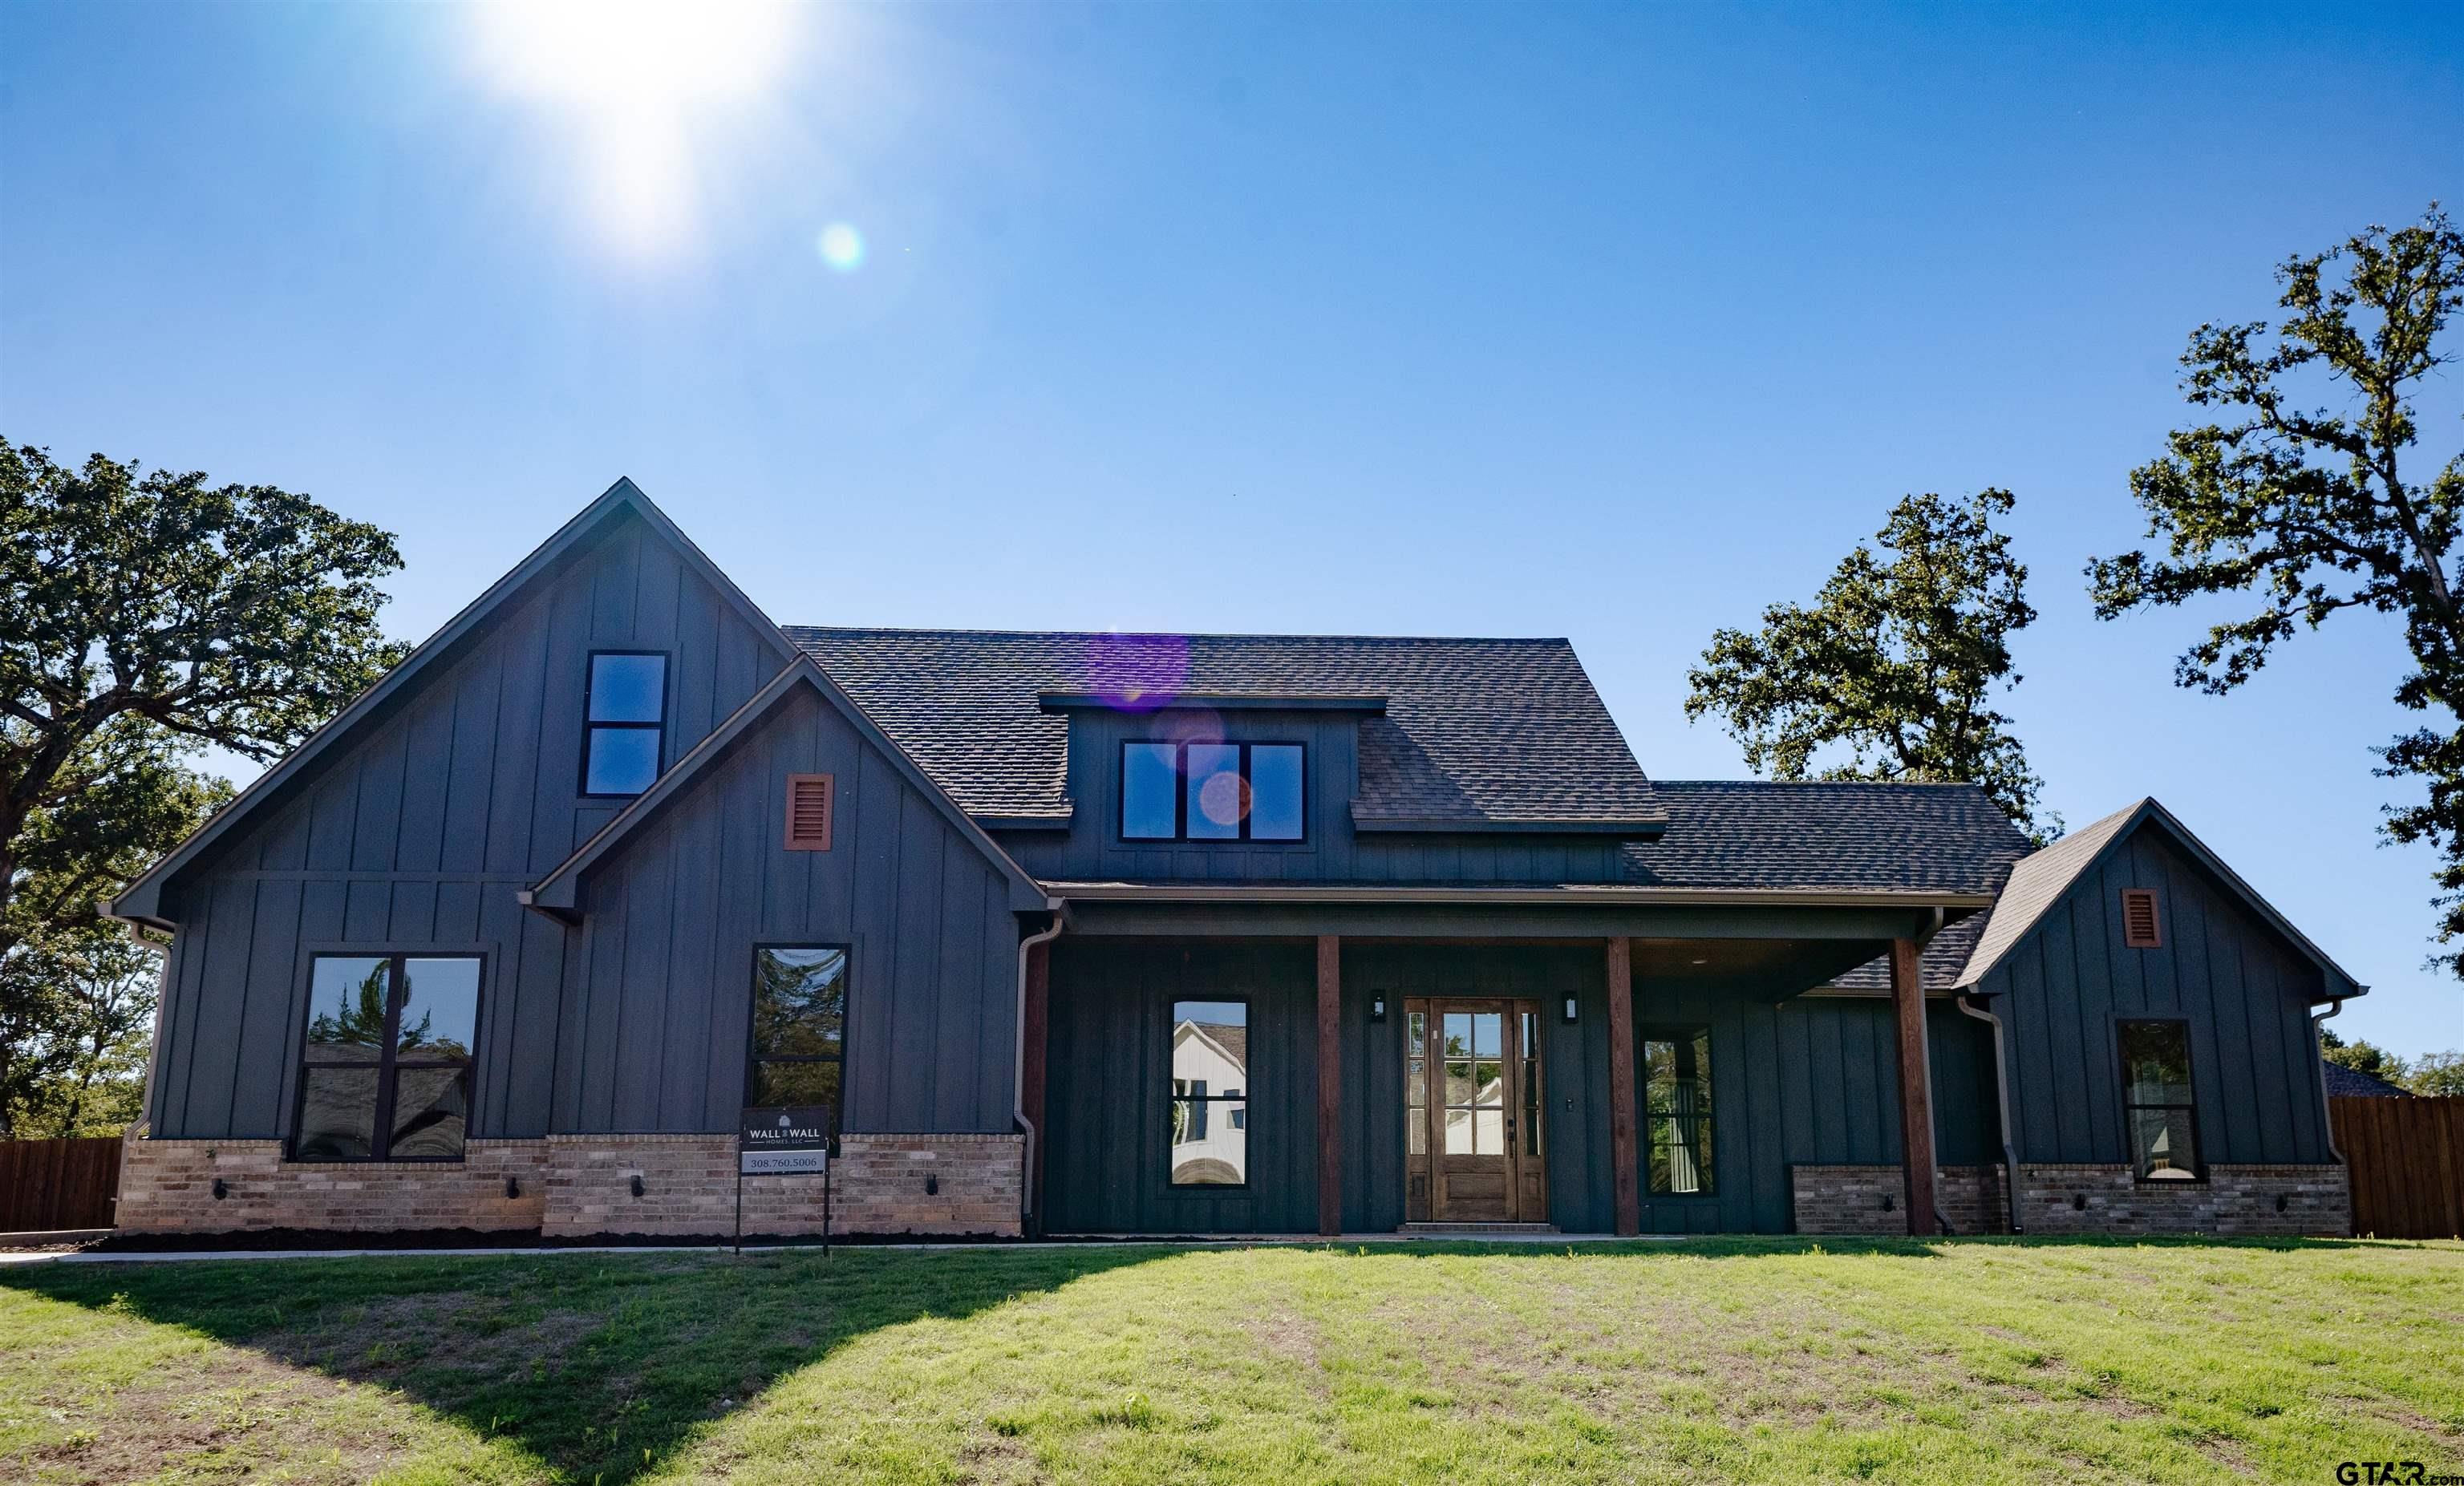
[736,1105,833,1252]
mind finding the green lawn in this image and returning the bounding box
[0,1238,2458,1484]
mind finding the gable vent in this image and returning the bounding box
[784,774,834,852]
[2121,888,2162,949]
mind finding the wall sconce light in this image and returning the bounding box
[211,1178,229,1201]
[505,1176,522,1200]
[1880,1192,1895,1213]
[2275,1193,2289,1213]
[1562,996,1578,1023]
[1370,995,1387,1023]
[2072,1192,2087,1211]
[630,1174,646,1198]
[924,1173,939,1196]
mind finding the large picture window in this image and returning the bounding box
[2118,1018,2201,1181]
[582,651,667,796]
[1169,999,1248,1185]
[294,954,480,1162]
[748,946,847,1124]
[1121,742,1304,842]
[1642,1026,1714,1195]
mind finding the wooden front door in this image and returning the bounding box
[1404,998,1546,1223]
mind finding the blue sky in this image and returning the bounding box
[3,2,2459,1054]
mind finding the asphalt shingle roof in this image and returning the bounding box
[1629,780,2030,894]
[2321,1060,2410,1098]
[788,627,1663,828]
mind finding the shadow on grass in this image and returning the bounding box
[0,1231,2409,1482]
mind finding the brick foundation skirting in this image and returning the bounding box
[2016,1163,2349,1237]
[113,1130,1025,1238]
[1790,1164,2008,1235]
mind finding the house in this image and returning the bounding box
[2321,1061,2410,1099]
[106,481,2365,1240]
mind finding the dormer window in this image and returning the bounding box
[1121,741,1305,842]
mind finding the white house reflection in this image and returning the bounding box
[1169,1000,1247,1185]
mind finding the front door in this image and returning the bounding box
[1404,998,1546,1223]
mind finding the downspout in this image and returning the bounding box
[1012,901,1067,1231]
[1955,990,2021,1234]
[2311,996,2348,1163]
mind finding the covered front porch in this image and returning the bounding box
[1023,893,2000,1239]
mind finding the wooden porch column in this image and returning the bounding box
[1891,936,1939,1237]
[1605,936,1641,1237]
[1022,937,1052,1236]
[1316,935,1343,1237]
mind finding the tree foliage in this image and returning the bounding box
[0,442,406,1135]
[1685,488,2056,839]
[2086,206,2464,969]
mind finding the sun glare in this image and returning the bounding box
[471,0,800,259]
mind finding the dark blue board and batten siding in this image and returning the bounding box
[992,706,1627,887]
[144,510,789,1143]
[557,686,1023,1136]
[1976,824,2338,1168]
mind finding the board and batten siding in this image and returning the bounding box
[1975,825,2336,1168]
[145,509,790,1141]
[556,685,1025,1136]
[992,706,1627,887]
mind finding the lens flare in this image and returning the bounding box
[817,223,866,272]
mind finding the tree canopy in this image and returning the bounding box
[0,443,407,1135]
[1685,488,2056,840]
[2085,206,2464,970]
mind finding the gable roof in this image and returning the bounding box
[785,628,1666,832]
[110,479,798,927]
[1950,797,2366,1001]
[524,656,1051,915]
[1632,780,2030,895]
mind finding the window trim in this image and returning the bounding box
[1117,739,1308,844]
[1166,995,1253,1191]
[1638,1022,1716,1199]
[579,649,671,799]
[288,946,488,1164]
[745,941,852,1140]
[2113,1014,2204,1185]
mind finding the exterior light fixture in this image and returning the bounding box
[925,1172,939,1196]
[1562,996,1578,1022]
[1370,995,1388,1022]
[505,1176,522,1200]
[630,1174,646,1198]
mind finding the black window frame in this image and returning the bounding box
[290,951,484,1164]
[2115,1016,2204,1184]
[1118,740,1307,844]
[1167,996,1252,1189]
[579,649,671,799]
[746,942,851,1139]
[1639,1023,1715,1197]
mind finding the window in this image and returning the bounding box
[1169,1000,1247,1185]
[2118,1019,2201,1181]
[2122,888,2162,948]
[294,954,480,1161]
[1407,1009,1429,1156]
[748,947,847,1124]
[1441,1009,1507,1154]
[582,651,667,796]
[1642,1027,1713,1195]
[1120,741,1305,842]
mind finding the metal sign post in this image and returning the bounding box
[737,1104,833,1255]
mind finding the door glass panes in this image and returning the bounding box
[1169,1000,1247,1184]
[1442,1010,1506,1154]
[1643,1027,1714,1194]
[1247,743,1304,840]
[1520,1010,1542,1157]
[1407,1010,1428,1156]
[1185,743,1243,840]
[1121,742,1178,839]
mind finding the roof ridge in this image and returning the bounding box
[788,626,1572,646]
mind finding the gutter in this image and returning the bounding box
[1045,883,1998,909]
[1955,991,2021,1234]
[1012,901,1068,1232]
[2311,995,2348,1163]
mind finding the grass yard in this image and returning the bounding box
[0,1238,2458,1484]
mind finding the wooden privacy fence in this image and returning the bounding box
[0,1137,124,1233]
[2332,1096,2464,1239]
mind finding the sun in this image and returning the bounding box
[469,0,802,259]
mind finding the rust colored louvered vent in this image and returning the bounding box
[784,773,834,852]
[2121,888,2162,949]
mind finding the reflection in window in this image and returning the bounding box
[294,954,480,1162]
[1407,1010,1428,1156]
[1643,1027,1713,1194]
[583,652,667,796]
[1441,1010,1506,1155]
[2118,1019,2200,1180]
[1118,742,1304,841]
[1169,1000,1247,1185]
[1121,742,1179,840]
[748,947,847,1125]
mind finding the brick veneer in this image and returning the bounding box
[116,1135,549,1233]
[2015,1163,2348,1237]
[1791,1164,2008,1235]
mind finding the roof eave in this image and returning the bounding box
[1044,882,1999,909]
